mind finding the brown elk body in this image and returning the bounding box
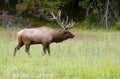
[14,10,75,57]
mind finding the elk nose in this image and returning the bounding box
[72,34,75,38]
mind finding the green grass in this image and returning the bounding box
[0,28,120,79]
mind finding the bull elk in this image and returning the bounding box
[14,10,75,57]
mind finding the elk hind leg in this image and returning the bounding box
[14,42,23,57]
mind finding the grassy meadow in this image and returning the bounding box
[0,28,120,79]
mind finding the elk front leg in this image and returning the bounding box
[25,44,31,57]
[47,45,50,56]
[43,45,47,56]
[42,43,50,56]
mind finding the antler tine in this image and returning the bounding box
[57,10,66,28]
[54,10,66,30]
[62,19,65,24]
[58,10,66,26]
[50,11,65,29]
[65,16,69,26]
[57,10,61,21]
[57,10,68,26]
[69,20,75,29]
[50,10,75,30]
[56,20,66,30]
[50,11,57,20]
[65,23,71,29]
[65,19,75,29]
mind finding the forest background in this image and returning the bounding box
[0,0,120,30]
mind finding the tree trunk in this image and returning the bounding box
[105,0,110,29]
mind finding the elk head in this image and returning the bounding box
[50,10,75,39]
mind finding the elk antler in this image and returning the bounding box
[50,10,75,30]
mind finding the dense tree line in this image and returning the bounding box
[0,0,120,29]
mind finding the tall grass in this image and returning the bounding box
[0,28,120,79]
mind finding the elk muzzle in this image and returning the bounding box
[65,32,75,39]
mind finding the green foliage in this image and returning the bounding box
[15,0,72,16]
[93,9,99,14]
[1,0,120,29]
[113,22,120,30]
[16,2,28,15]
[43,0,65,11]
[79,0,89,9]
[76,19,89,29]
